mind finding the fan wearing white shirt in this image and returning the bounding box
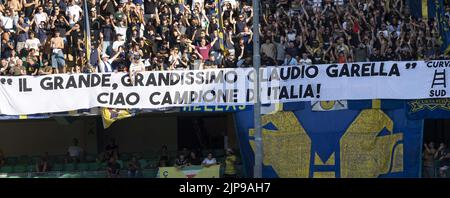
[67,138,83,163]
[25,32,41,55]
[97,46,122,73]
[298,53,312,65]
[1,9,14,32]
[112,19,128,41]
[201,152,217,168]
[33,6,48,28]
[112,34,126,53]
[129,54,145,84]
[66,0,83,23]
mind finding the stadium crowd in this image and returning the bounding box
[423,142,450,178]
[0,0,448,77]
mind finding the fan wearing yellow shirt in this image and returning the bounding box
[223,148,237,178]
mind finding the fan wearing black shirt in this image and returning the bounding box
[222,54,236,68]
[100,0,117,16]
[65,24,83,67]
[107,157,121,178]
[175,154,189,169]
[261,52,276,67]
[188,151,202,166]
[105,138,119,160]
[90,8,103,41]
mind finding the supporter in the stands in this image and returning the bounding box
[201,152,217,168]
[223,148,237,178]
[174,153,188,169]
[159,145,169,164]
[66,138,83,163]
[188,151,202,166]
[107,156,121,178]
[181,147,190,158]
[35,152,51,173]
[0,0,446,76]
[105,138,119,160]
[423,142,437,178]
[436,143,450,177]
[127,156,142,178]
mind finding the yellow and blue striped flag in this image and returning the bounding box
[215,0,225,51]
[83,0,91,64]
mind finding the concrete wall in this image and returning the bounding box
[0,117,98,156]
[101,115,178,153]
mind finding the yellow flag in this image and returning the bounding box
[101,108,133,128]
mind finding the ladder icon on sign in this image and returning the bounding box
[431,70,447,88]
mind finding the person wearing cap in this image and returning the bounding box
[98,46,122,73]
[129,53,145,83]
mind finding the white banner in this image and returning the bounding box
[0,60,449,115]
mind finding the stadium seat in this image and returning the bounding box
[52,163,64,172]
[143,152,155,160]
[65,163,76,172]
[18,155,31,165]
[0,166,14,174]
[6,157,18,166]
[14,165,28,173]
[142,169,158,178]
[148,160,159,169]
[77,163,89,171]
[47,155,58,164]
[139,159,148,169]
[56,155,67,164]
[97,162,107,171]
[31,156,41,164]
[116,160,124,169]
[120,153,132,161]
[93,162,105,171]
[120,160,129,170]
[88,163,99,171]
[85,154,96,162]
